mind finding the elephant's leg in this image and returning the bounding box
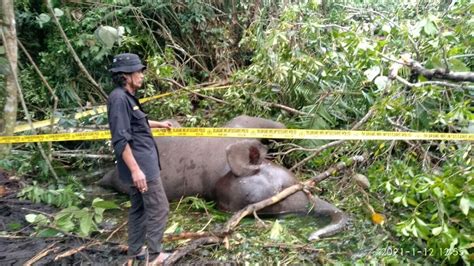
[99,168,130,195]
[308,197,348,240]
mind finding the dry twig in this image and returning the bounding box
[25,242,59,266]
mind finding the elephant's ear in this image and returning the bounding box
[226,140,267,177]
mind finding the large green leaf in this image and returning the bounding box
[92,198,120,209]
[80,215,93,236]
[94,26,119,49]
[55,215,75,232]
[459,197,470,215]
[54,8,64,17]
[364,66,380,82]
[424,21,438,36]
[374,76,389,90]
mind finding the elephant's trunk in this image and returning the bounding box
[308,197,348,240]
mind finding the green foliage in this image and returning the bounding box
[18,182,84,208]
[25,198,120,237]
[367,144,473,263]
[0,153,35,176]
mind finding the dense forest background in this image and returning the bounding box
[0,0,472,264]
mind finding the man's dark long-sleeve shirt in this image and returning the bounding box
[107,87,161,185]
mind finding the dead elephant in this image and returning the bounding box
[99,115,348,240]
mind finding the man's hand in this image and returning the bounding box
[157,121,173,129]
[149,120,173,129]
[131,169,147,193]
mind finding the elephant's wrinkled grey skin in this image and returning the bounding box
[214,140,348,240]
[99,115,347,239]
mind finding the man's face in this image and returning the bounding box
[127,70,144,91]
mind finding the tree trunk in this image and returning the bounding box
[0,0,19,157]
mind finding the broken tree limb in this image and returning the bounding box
[165,236,221,265]
[25,242,59,266]
[223,183,304,232]
[54,241,98,261]
[256,99,314,117]
[394,75,472,90]
[405,59,474,82]
[262,242,323,253]
[163,231,225,242]
[382,53,474,89]
[161,78,229,104]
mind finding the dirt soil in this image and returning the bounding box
[0,169,129,265]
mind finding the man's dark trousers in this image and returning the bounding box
[128,177,169,257]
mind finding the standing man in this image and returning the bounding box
[107,53,171,265]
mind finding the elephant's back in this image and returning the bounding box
[155,137,238,200]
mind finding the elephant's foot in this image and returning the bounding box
[308,197,348,240]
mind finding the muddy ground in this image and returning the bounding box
[0,170,129,265]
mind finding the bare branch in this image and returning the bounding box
[24,242,59,266]
[394,75,472,90]
[387,117,413,132]
[256,99,314,116]
[160,78,229,104]
[165,236,221,265]
[404,58,474,83]
[46,2,107,99]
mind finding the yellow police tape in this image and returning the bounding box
[1,128,472,144]
[13,85,231,133]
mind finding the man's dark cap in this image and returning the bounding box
[109,53,146,73]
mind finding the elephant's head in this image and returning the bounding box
[214,140,306,213]
[214,139,348,240]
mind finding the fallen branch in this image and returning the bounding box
[394,75,472,90]
[51,152,113,159]
[405,59,474,82]
[383,53,474,87]
[25,242,59,266]
[163,231,225,242]
[161,78,229,104]
[54,241,98,261]
[165,236,221,265]
[257,99,314,117]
